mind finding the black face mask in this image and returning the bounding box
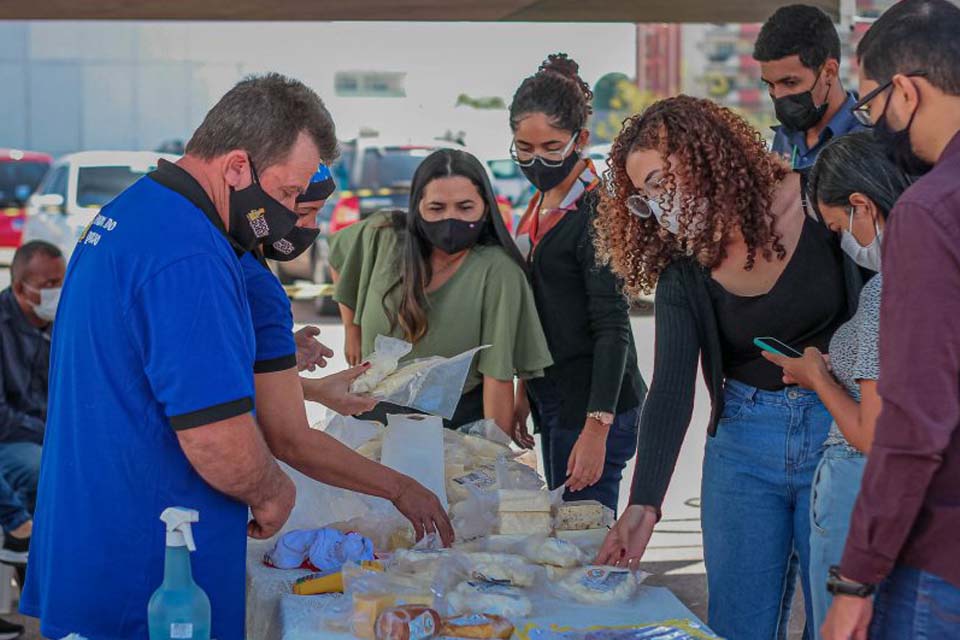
[228,159,299,252]
[261,225,320,261]
[773,71,830,133]
[417,215,486,255]
[873,92,933,177]
[521,151,581,193]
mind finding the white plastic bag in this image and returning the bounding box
[370,346,489,420]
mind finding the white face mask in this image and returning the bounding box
[646,198,682,234]
[27,285,61,322]
[840,206,882,272]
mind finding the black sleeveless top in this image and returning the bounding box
[708,216,848,391]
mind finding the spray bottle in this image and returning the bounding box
[147,507,211,640]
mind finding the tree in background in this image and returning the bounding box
[591,74,661,144]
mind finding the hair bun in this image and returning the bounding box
[539,53,580,79]
[537,52,594,110]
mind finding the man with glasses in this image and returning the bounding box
[754,4,865,172]
[821,1,960,638]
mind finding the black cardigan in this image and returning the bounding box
[527,190,646,431]
[629,250,866,508]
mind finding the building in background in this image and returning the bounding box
[635,24,683,98]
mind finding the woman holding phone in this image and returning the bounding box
[508,53,646,513]
[762,132,910,637]
[592,96,863,640]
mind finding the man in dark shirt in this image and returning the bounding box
[822,1,960,638]
[0,241,63,569]
[754,5,866,172]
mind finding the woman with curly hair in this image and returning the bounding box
[594,96,864,640]
[508,53,646,513]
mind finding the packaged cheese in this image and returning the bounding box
[446,580,533,619]
[460,552,538,587]
[375,605,442,640]
[498,511,552,536]
[440,613,515,639]
[520,535,585,568]
[553,500,614,531]
[555,528,611,556]
[353,593,398,639]
[497,489,551,513]
[555,565,639,605]
[351,336,412,394]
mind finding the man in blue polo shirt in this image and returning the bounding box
[754,5,866,172]
[21,73,451,640]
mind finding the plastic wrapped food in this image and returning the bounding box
[351,335,412,394]
[459,552,538,587]
[374,605,442,640]
[554,500,614,531]
[520,535,585,568]
[447,580,533,619]
[554,566,640,605]
[440,613,515,639]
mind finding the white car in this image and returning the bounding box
[23,150,178,259]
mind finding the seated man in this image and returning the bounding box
[0,241,65,566]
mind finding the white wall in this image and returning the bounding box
[0,21,637,158]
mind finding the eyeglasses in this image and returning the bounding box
[851,71,927,127]
[625,177,666,218]
[510,131,580,168]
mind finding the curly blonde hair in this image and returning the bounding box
[594,95,790,297]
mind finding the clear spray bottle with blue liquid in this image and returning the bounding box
[148,507,211,640]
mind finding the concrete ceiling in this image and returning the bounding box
[0,0,840,23]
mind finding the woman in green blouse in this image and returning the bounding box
[330,148,552,442]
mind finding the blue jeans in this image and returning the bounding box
[809,445,866,639]
[0,441,42,532]
[702,379,831,640]
[869,565,960,638]
[528,380,640,513]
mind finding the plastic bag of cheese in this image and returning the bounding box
[351,335,413,394]
[549,565,649,605]
[367,346,489,420]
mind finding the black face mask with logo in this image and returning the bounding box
[417,215,487,255]
[261,225,320,262]
[773,70,830,133]
[228,158,299,253]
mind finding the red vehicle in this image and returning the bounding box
[0,149,52,247]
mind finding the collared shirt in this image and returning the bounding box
[515,158,601,259]
[771,92,865,171]
[21,162,256,640]
[840,130,960,589]
[0,288,50,444]
[240,251,297,374]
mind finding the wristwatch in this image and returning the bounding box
[586,411,614,427]
[826,566,876,598]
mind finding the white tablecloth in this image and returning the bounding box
[246,540,713,640]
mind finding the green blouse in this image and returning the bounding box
[331,212,552,392]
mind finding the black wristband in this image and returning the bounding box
[826,565,876,598]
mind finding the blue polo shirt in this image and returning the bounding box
[240,251,297,373]
[771,92,866,172]
[21,161,256,640]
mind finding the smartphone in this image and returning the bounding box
[753,337,803,358]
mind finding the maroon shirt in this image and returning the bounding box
[841,131,960,588]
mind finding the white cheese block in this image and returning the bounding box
[447,580,533,619]
[520,536,585,568]
[497,489,551,513]
[497,511,553,536]
[556,565,639,604]
[460,552,538,587]
[555,528,611,556]
[553,500,613,531]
